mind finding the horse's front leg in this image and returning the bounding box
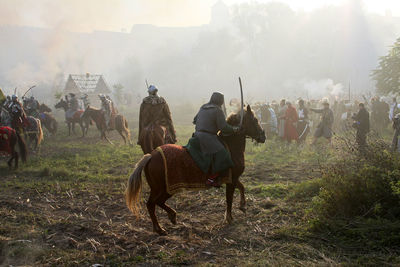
[14,152,19,169]
[79,122,85,137]
[34,134,39,151]
[103,131,113,145]
[85,120,89,135]
[7,153,14,170]
[72,122,76,135]
[117,129,127,144]
[236,180,246,213]
[225,183,236,224]
[68,122,71,136]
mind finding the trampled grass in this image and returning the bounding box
[0,123,399,266]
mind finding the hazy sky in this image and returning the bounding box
[0,0,399,32]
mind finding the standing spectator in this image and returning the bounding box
[284,102,298,143]
[389,97,398,122]
[392,114,400,152]
[297,99,310,143]
[311,102,334,145]
[278,99,287,140]
[352,103,370,151]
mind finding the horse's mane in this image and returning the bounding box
[226,108,255,126]
[227,112,241,126]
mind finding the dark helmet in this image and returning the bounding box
[69,93,76,97]
[209,92,224,107]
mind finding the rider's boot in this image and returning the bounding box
[206,173,221,187]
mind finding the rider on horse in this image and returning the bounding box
[81,93,90,110]
[106,95,117,114]
[186,92,240,187]
[24,96,40,118]
[9,95,29,132]
[138,85,177,146]
[65,93,79,121]
[3,95,12,110]
[99,94,113,128]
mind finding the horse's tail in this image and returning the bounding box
[116,115,131,140]
[16,131,27,163]
[37,119,44,145]
[126,154,152,217]
[124,118,129,129]
[124,117,131,141]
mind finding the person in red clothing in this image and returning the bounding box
[284,102,299,143]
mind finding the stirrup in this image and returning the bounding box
[206,178,221,188]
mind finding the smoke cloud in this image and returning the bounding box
[0,0,399,103]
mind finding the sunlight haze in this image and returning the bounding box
[0,0,400,32]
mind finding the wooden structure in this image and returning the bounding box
[63,73,111,105]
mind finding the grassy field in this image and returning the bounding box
[0,121,399,266]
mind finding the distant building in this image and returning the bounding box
[211,0,230,29]
[63,73,111,106]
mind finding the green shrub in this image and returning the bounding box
[287,178,322,201]
[313,137,400,219]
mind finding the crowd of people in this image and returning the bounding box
[2,85,400,187]
[252,95,400,150]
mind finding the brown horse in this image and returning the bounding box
[126,105,266,235]
[54,99,89,136]
[139,124,168,154]
[38,103,58,135]
[25,116,44,152]
[81,106,131,145]
[0,126,28,169]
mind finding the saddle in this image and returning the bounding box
[156,144,232,195]
[39,113,47,121]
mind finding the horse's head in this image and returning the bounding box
[227,105,266,143]
[54,99,67,110]
[39,103,52,113]
[242,105,266,143]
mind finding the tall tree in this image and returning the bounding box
[372,38,400,95]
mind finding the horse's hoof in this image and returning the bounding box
[155,228,167,236]
[225,215,233,225]
[168,213,177,225]
[239,206,246,214]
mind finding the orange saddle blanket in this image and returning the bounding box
[156,144,231,195]
[73,110,84,120]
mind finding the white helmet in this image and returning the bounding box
[148,85,158,94]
